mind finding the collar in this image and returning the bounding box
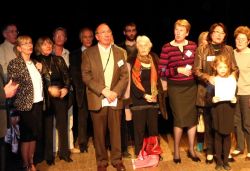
[98,43,112,52]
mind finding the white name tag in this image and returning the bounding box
[185,50,192,57]
[207,56,215,61]
[117,59,124,67]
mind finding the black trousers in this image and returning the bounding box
[73,87,91,148]
[77,106,89,148]
[214,131,231,165]
[121,109,134,152]
[132,108,158,155]
[0,137,5,171]
[203,107,214,155]
[44,98,69,160]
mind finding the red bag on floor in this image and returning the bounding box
[132,154,159,169]
[132,136,162,169]
[145,136,162,155]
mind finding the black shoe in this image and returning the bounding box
[80,145,88,153]
[173,158,181,164]
[59,156,73,162]
[187,151,201,162]
[46,159,55,165]
[113,163,126,171]
[228,157,235,162]
[206,158,213,164]
[206,154,214,164]
[122,151,132,158]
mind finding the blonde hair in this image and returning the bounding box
[13,35,32,57]
[174,19,191,33]
[198,31,208,46]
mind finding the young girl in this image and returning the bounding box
[211,55,237,171]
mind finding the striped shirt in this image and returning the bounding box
[158,40,197,83]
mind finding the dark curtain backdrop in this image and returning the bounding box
[0,0,249,54]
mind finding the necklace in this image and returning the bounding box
[26,60,32,65]
[47,56,53,75]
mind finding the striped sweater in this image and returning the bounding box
[158,40,197,83]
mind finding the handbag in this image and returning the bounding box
[197,114,205,133]
[145,136,162,155]
[132,154,159,169]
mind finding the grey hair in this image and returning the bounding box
[136,35,152,48]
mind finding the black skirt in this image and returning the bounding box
[19,102,43,142]
[168,82,197,127]
[212,102,235,134]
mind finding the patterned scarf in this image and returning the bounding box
[132,55,158,98]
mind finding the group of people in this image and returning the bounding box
[0,23,95,171]
[0,19,249,171]
[159,20,250,171]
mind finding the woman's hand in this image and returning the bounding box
[4,79,19,98]
[35,62,42,72]
[177,67,192,76]
[208,76,215,85]
[60,88,68,98]
[144,94,157,103]
[48,86,61,97]
[212,96,220,103]
[231,96,237,103]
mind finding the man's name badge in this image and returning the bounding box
[117,60,124,67]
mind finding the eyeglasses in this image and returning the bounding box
[236,38,248,42]
[213,31,225,35]
[20,42,33,46]
[96,30,112,35]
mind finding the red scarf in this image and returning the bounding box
[132,55,158,98]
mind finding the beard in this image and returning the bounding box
[126,35,136,41]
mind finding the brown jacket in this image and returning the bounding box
[82,45,129,111]
[194,44,238,107]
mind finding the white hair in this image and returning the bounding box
[136,35,152,48]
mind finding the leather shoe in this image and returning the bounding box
[173,158,181,164]
[46,158,55,165]
[206,154,213,164]
[187,151,201,162]
[97,165,107,171]
[79,144,88,153]
[228,157,235,162]
[113,163,126,171]
[59,156,73,162]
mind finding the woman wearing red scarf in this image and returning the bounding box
[130,35,167,157]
